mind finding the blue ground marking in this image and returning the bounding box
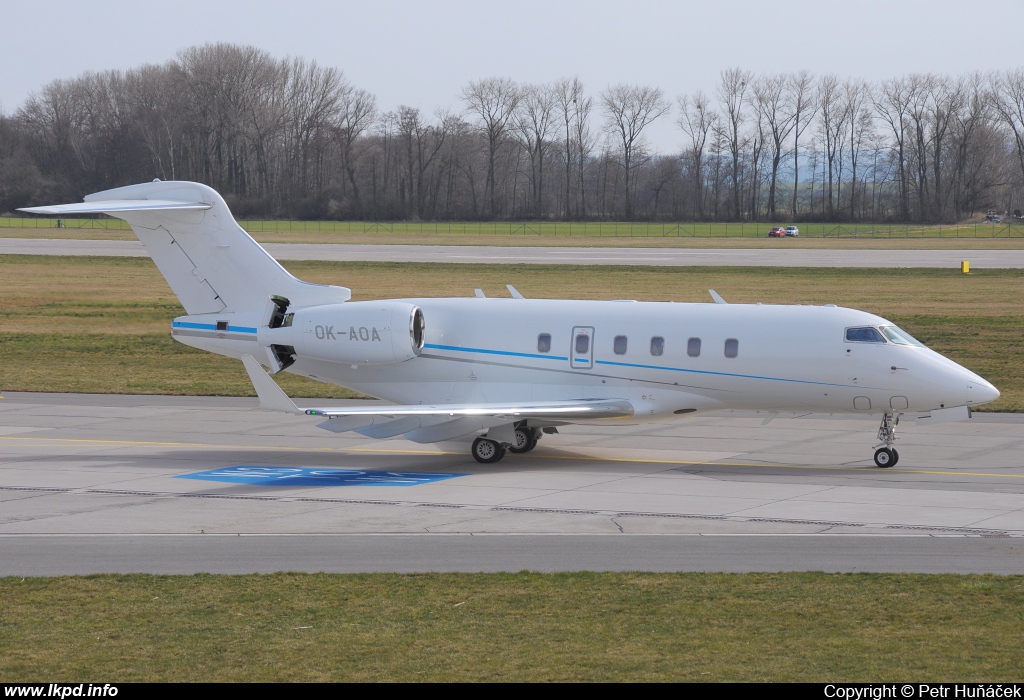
[176,466,467,487]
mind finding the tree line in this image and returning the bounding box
[2,42,1024,222]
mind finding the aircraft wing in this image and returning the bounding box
[241,354,633,420]
[303,399,634,420]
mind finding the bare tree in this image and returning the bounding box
[600,83,669,218]
[874,76,915,221]
[948,74,994,218]
[395,106,449,218]
[844,79,873,220]
[717,68,752,219]
[789,70,816,219]
[9,48,1024,224]
[753,74,797,220]
[818,74,849,217]
[993,68,1024,193]
[676,91,717,218]
[461,77,522,216]
[334,84,377,215]
[515,83,558,217]
[554,77,588,218]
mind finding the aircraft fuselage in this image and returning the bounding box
[172,297,997,421]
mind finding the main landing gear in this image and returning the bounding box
[471,424,542,464]
[509,426,539,454]
[471,436,506,464]
[873,413,900,468]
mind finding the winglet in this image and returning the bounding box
[241,354,301,414]
[709,289,728,304]
[506,284,525,299]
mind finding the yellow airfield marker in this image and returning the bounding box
[961,260,970,274]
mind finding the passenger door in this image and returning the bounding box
[570,326,594,369]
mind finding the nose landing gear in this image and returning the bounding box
[873,413,900,468]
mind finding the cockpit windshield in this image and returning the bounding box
[880,325,924,347]
[845,325,925,346]
[845,326,885,343]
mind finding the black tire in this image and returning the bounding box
[873,447,895,468]
[890,448,899,467]
[508,427,538,454]
[472,437,506,464]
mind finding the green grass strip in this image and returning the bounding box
[2,572,1023,681]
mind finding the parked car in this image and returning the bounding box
[768,227,786,237]
[785,226,800,236]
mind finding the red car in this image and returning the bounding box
[768,227,786,237]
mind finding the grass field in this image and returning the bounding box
[1,255,1021,410]
[2,572,1022,681]
[2,258,1022,682]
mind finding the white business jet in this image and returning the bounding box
[22,181,1000,467]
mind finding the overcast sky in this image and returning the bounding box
[3,0,1022,152]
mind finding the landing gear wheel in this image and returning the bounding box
[874,447,895,468]
[472,437,506,464]
[889,448,899,467]
[508,427,538,453]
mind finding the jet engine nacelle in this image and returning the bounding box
[289,301,425,366]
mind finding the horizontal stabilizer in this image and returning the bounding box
[19,201,211,215]
[304,398,634,421]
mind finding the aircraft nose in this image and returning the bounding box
[968,380,1000,406]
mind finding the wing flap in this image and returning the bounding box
[304,399,634,420]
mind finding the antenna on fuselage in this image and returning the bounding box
[709,289,728,304]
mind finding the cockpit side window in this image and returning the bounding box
[880,326,924,347]
[845,326,886,343]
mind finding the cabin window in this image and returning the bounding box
[724,338,739,358]
[216,321,228,331]
[687,337,701,357]
[537,333,551,353]
[613,336,628,355]
[845,326,886,343]
[575,333,590,354]
[650,336,664,356]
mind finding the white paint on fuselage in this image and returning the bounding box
[174,297,997,419]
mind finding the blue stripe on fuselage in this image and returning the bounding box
[423,343,870,389]
[172,321,258,333]
[423,343,569,361]
[595,359,862,389]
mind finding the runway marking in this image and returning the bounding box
[1,434,1022,480]
[178,466,466,487]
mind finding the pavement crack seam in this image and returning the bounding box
[0,485,1014,536]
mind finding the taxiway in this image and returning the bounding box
[4,238,1024,267]
[2,392,1022,574]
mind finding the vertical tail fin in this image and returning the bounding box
[20,181,350,314]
